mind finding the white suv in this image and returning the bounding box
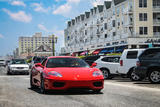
[95,56,120,79]
[118,49,145,81]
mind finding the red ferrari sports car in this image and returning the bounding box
[30,56,104,94]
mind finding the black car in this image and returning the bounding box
[82,55,101,66]
[135,48,160,83]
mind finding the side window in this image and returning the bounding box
[41,58,47,66]
[101,57,109,62]
[126,51,138,59]
[113,57,120,63]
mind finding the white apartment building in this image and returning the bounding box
[61,0,160,55]
[19,32,54,56]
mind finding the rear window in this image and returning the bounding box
[126,51,138,59]
[139,49,160,59]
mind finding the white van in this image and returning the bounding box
[118,49,145,81]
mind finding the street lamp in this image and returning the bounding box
[49,35,58,56]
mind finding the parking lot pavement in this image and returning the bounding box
[0,66,7,75]
[104,77,160,90]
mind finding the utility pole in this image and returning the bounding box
[50,35,58,56]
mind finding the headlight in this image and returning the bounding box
[48,71,62,77]
[93,71,103,77]
[11,67,16,70]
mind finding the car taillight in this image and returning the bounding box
[120,60,123,66]
[136,61,141,67]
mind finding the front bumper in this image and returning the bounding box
[134,66,147,79]
[44,78,104,90]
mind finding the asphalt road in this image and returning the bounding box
[0,67,160,107]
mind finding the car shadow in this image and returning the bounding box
[28,88,103,95]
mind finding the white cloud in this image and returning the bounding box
[11,1,26,7]
[53,4,71,15]
[38,24,49,32]
[68,0,81,4]
[53,0,81,17]
[3,8,32,23]
[32,3,50,13]
[0,34,4,38]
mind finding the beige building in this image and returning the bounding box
[19,32,54,56]
[62,0,160,55]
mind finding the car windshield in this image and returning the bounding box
[34,57,45,63]
[46,58,89,68]
[11,59,27,64]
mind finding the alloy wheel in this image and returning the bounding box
[150,71,160,83]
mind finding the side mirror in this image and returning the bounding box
[90,62,97,68]
[35,63,44,68]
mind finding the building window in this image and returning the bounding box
[112,20,116,27]
[153,0,160,7]
[139,0,147,8]
[139,13,147,21]
[104,23,107,29]
[113,32,116,36]
[139,27,148,35]
[105,34,107,38]
[85,30,87,35]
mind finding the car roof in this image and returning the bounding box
[48,56,78,59]
[124,49,146,51]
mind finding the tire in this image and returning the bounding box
[148,70,160,84]
[30,74,37,89]
[7,69,11,75]
[130,69,141,81]
[40,76,47,94]
[101,69,110,79]
[93,89,101,93]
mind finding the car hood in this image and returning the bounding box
[45,67,102,80]
[10,64,29,68]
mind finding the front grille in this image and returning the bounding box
[93,82,103,87]
[53,82,65,87]
[16,67,24,69]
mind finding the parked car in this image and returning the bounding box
[118,49,145,81]
[0,59,6,67]
[30,56,104,94]
[30,56,46,68]
[135,48,160,83]
[95,56,120,79]
[7,59,29,75]
[82,55,101,66]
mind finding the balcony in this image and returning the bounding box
[123,9,133,15]
[153,6,160,12]
[153,32,160,37]
[153,19,160,25]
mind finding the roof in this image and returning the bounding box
[85,12,90,18]
[91,9,94,14]
[80,14,85,21]
[114,0,126,5]
[48,56,78,59]
[34,44,52,52]
[97,5,104,13]
[104,1,111,9]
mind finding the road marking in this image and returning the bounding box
[104,81,160,92]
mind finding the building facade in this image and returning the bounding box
[19,32,54,56]
[61,0,160,55]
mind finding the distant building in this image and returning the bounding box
[34,44,52,56]
[62,0,160,55]
[19,32,54,57]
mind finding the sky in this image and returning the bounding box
[0,0,108,56]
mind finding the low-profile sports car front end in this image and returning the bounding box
[43,68,104,91]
